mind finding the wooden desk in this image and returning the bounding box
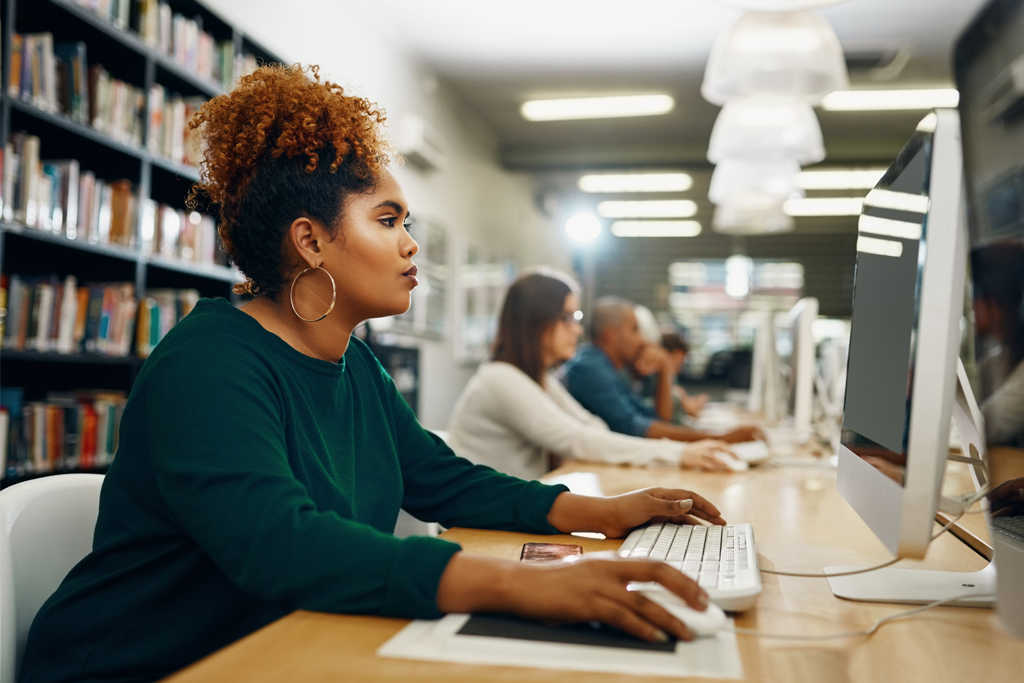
[165,462,1024,683]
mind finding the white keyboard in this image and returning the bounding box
[617,522,762,612]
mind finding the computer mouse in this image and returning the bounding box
[628,582,728,636]
[729,439,771,465]
[713,449,750,472]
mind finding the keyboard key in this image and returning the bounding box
[699,573,719,588]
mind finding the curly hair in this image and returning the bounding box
[187,63,390,296]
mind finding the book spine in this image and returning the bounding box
[32,402,46,471]
[3,275,24,349]
[9,34,22,98]
[57,274,79,353]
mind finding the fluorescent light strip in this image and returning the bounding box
[783,197,864,217]
[857,235,904,258]
[598,199,698,218]
[611,221,702,237]
[579,173,693,193]
[858,215,922,241]
[795,169,886,190]
[821,88,959,111]
[864,188,930,214]
[521,94,675,122]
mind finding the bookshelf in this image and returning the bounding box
[0,0,282,486]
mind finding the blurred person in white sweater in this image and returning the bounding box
[447,269,737,480]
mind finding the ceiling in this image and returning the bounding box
[359,0,989,169]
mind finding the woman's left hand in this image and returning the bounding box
[546,488,726,539]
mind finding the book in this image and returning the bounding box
[9,34,22,98]
[0,387,127,479]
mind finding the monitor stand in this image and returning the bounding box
[826,359,996,607]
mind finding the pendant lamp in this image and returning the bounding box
[701,11,848,105]
[708,158,801,206]
[708,99,825,164]
[712,196,795,235]
[714,0,848,10]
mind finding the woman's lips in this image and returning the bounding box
[403,265,419,287]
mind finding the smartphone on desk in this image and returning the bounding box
[520,542,583,564]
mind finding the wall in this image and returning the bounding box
[201,0,573,428]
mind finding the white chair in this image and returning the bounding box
[0,474,104,683]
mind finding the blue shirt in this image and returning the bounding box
[563,344,658,437]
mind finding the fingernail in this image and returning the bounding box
[652,629,669,642]
[697,592,709,609]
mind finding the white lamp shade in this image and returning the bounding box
[708,158,801,205]
[701,11,849,105]
[712,196,795,235]
[714,0,848,10]
[708,100,825,164]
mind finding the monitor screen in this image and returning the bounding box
[840,130,933,487]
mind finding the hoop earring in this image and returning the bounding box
[289,266,337,322]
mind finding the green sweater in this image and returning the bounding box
[20,298,568,683]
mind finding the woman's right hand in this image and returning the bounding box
[680,439,737,472]
[436,553,709,642]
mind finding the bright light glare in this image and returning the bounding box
[857,235,903,258]
[597,200,698,218]
[573,310,584,321]
[611,221,702,237]
[783,197,864,216]
[578,172,692,193]
[565,213,602,243]
[863,188,929,214]
[521,94,675,121]
[795,169,886,190]
[821,89,959,111]
[725,254,753,299]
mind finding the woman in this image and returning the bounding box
[19,65,723,683]
[448,269,737,479]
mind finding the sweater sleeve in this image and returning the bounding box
[144,340,460,620]
[479,364,683,467]
[378,366,568,532]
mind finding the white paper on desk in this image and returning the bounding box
[541,471,605,497]
[377,614,744,679]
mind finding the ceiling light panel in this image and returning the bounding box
[578,173,693,193]
[611,221,702,237]
[820,88,960,111]
[783,197,864,216]
[520,94,675,121]
[597,200,698,218]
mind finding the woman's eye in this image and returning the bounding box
[381,216,397,227]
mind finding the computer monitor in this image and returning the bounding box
[786,297,818,443]
[747,311,782,421]
[827,109,996,605]
[955,0,1024,638]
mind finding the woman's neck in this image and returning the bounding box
[242,295,358,363]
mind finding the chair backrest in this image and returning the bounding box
[0,474,104,683]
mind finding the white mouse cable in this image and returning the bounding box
[759,485,990,578]
[727,591,997,641]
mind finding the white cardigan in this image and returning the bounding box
[447,361,685,480]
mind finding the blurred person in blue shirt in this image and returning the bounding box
[564,297,761,445]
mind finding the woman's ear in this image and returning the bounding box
[288,217,322,268]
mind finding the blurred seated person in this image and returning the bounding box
[564,297,762,445]
[627,330,709,423]
[447,270,739,479]
[972,241,1024,446]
